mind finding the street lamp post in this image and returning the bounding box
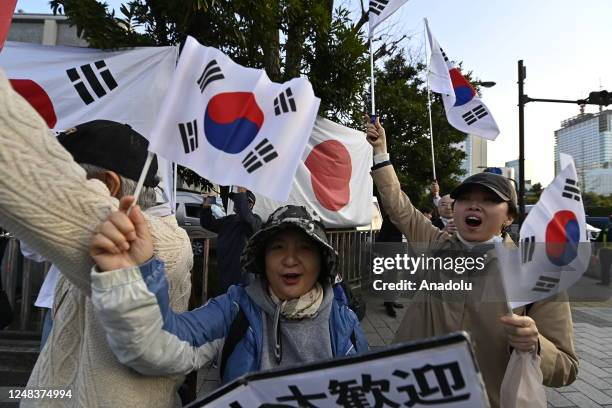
[474,81,496,88]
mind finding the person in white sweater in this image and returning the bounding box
[0,71,193,407]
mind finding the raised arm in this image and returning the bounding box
[232,189,262,235]
[0,71,118,295]
[199,200,222,233]
[366,116,447,244]
[92,259,235,375]
[90,198,236,375]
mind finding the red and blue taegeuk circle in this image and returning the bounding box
[545,210,580,266]
[449,68,476,107]
[204,92,264,154]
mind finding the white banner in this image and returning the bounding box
[148,36,320,202]
[425,19,500,141]
[498,154,591,309]
[253,117,373,228]
[0,41,178,210]
[188,332,489,408]
[369,0,411,36]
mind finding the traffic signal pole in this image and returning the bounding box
[518,60,526,226]
[517,59,608,227]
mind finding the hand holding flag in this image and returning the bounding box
[497,154,591,309]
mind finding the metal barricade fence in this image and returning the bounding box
[0,235,213,337]
[327,229,374,288]
[1,237,47,335]
[1,229,371,337]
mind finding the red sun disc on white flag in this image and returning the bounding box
[305,140,351,211]
[9,79,57,128]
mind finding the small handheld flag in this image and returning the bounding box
[425,19,500,140]
[497,154,591,309]
[368,0,411,37]
[146,36,320,202]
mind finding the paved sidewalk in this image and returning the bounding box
[362,293,612,408]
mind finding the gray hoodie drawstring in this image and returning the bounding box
[273,300,285,364]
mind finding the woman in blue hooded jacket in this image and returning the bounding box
[89,198,368,387]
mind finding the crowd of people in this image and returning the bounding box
[0,69,580,408]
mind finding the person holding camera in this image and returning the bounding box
[200,187,262,294]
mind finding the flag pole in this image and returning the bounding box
[369,34,376,116]
[424,21,437,181]
[129,151,155,213]
[172,162,178,214]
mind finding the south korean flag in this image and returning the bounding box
[368,0,411,36]
[497,154,591,309]
[147,36,320,201]
[425,19,499,140]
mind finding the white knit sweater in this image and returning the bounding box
[0,71,194,407]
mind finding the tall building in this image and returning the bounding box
[554,110,612,194]
[505,159,534,190]
[455,134,488,178]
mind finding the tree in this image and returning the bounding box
[526,182,543,204]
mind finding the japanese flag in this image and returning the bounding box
[253,117,373,228]
[369,0,411,36]
[147,36,320,202]
[498,154,591,309]
[425,19,499,141]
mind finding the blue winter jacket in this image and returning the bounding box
[91,258,369,384]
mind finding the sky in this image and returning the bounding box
[15,0,612,186]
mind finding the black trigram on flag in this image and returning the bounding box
[66,60,118,105]
[197,60,224,93]
[521,236,535,264]
[369,0,389,16]
[532,275,560,293]
[440,47,449,63]
[178,120,199,154]
[242,138,278,173]
[462,104,489,125]
[562,178,581,202]
[274,88,297,116]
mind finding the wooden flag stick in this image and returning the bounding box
[129,151,155,214]
[424,21,437,181]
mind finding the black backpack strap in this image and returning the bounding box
[220,307,249,379]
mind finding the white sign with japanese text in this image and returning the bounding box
[189,332,489,408]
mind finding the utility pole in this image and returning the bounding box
[516,60,609,227]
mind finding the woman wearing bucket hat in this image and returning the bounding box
[88,198,368,391]
[365,117,577,407]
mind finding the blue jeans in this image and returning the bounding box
[40,310,53,350]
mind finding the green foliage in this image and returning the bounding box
[525,182,543,204]
[583,192,612,208]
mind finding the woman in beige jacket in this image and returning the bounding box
[366,117,578,407]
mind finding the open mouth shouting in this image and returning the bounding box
[465,215,483,228]
[281,272,302,286]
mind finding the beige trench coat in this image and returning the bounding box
[372,165,578,408]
